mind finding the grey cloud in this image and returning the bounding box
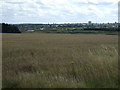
[5,1,24,4]
[2,9,16,22]
[2,0,118,23]
[74,2,115,6]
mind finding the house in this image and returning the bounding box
[26,30,35,32]
[40,28,44,30]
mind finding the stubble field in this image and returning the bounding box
[2,33,118,88]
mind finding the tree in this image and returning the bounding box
[2,23,21,33]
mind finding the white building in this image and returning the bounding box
[26,30,35,32]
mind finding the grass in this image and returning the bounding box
[0,33,2,89]
[2,33,118,88]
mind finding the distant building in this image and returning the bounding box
[88,21,92,25]
[26,30,35,32]
[88,21,92,26]
[40,28,44,30]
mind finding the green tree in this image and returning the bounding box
[2,23,21,33]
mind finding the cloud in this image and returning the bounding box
[1,0,119,23]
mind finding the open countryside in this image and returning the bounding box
[2,0,119,88]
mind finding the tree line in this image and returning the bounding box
[1,23,21,33]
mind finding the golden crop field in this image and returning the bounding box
[2,33,118,88]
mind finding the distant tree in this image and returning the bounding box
[2,23,21,33]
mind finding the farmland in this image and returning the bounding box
[2,33,118,88]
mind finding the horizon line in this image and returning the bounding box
[1,21,118,24]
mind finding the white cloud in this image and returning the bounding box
[1,0,119,23]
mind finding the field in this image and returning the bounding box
[2,33,118,88]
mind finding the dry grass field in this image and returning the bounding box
[2,33,118,88]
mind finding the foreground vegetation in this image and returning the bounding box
[2,33,118,88]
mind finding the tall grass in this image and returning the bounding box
[2,33,118,88]
[0,33,2,89]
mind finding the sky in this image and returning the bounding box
[0,0,119,24]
